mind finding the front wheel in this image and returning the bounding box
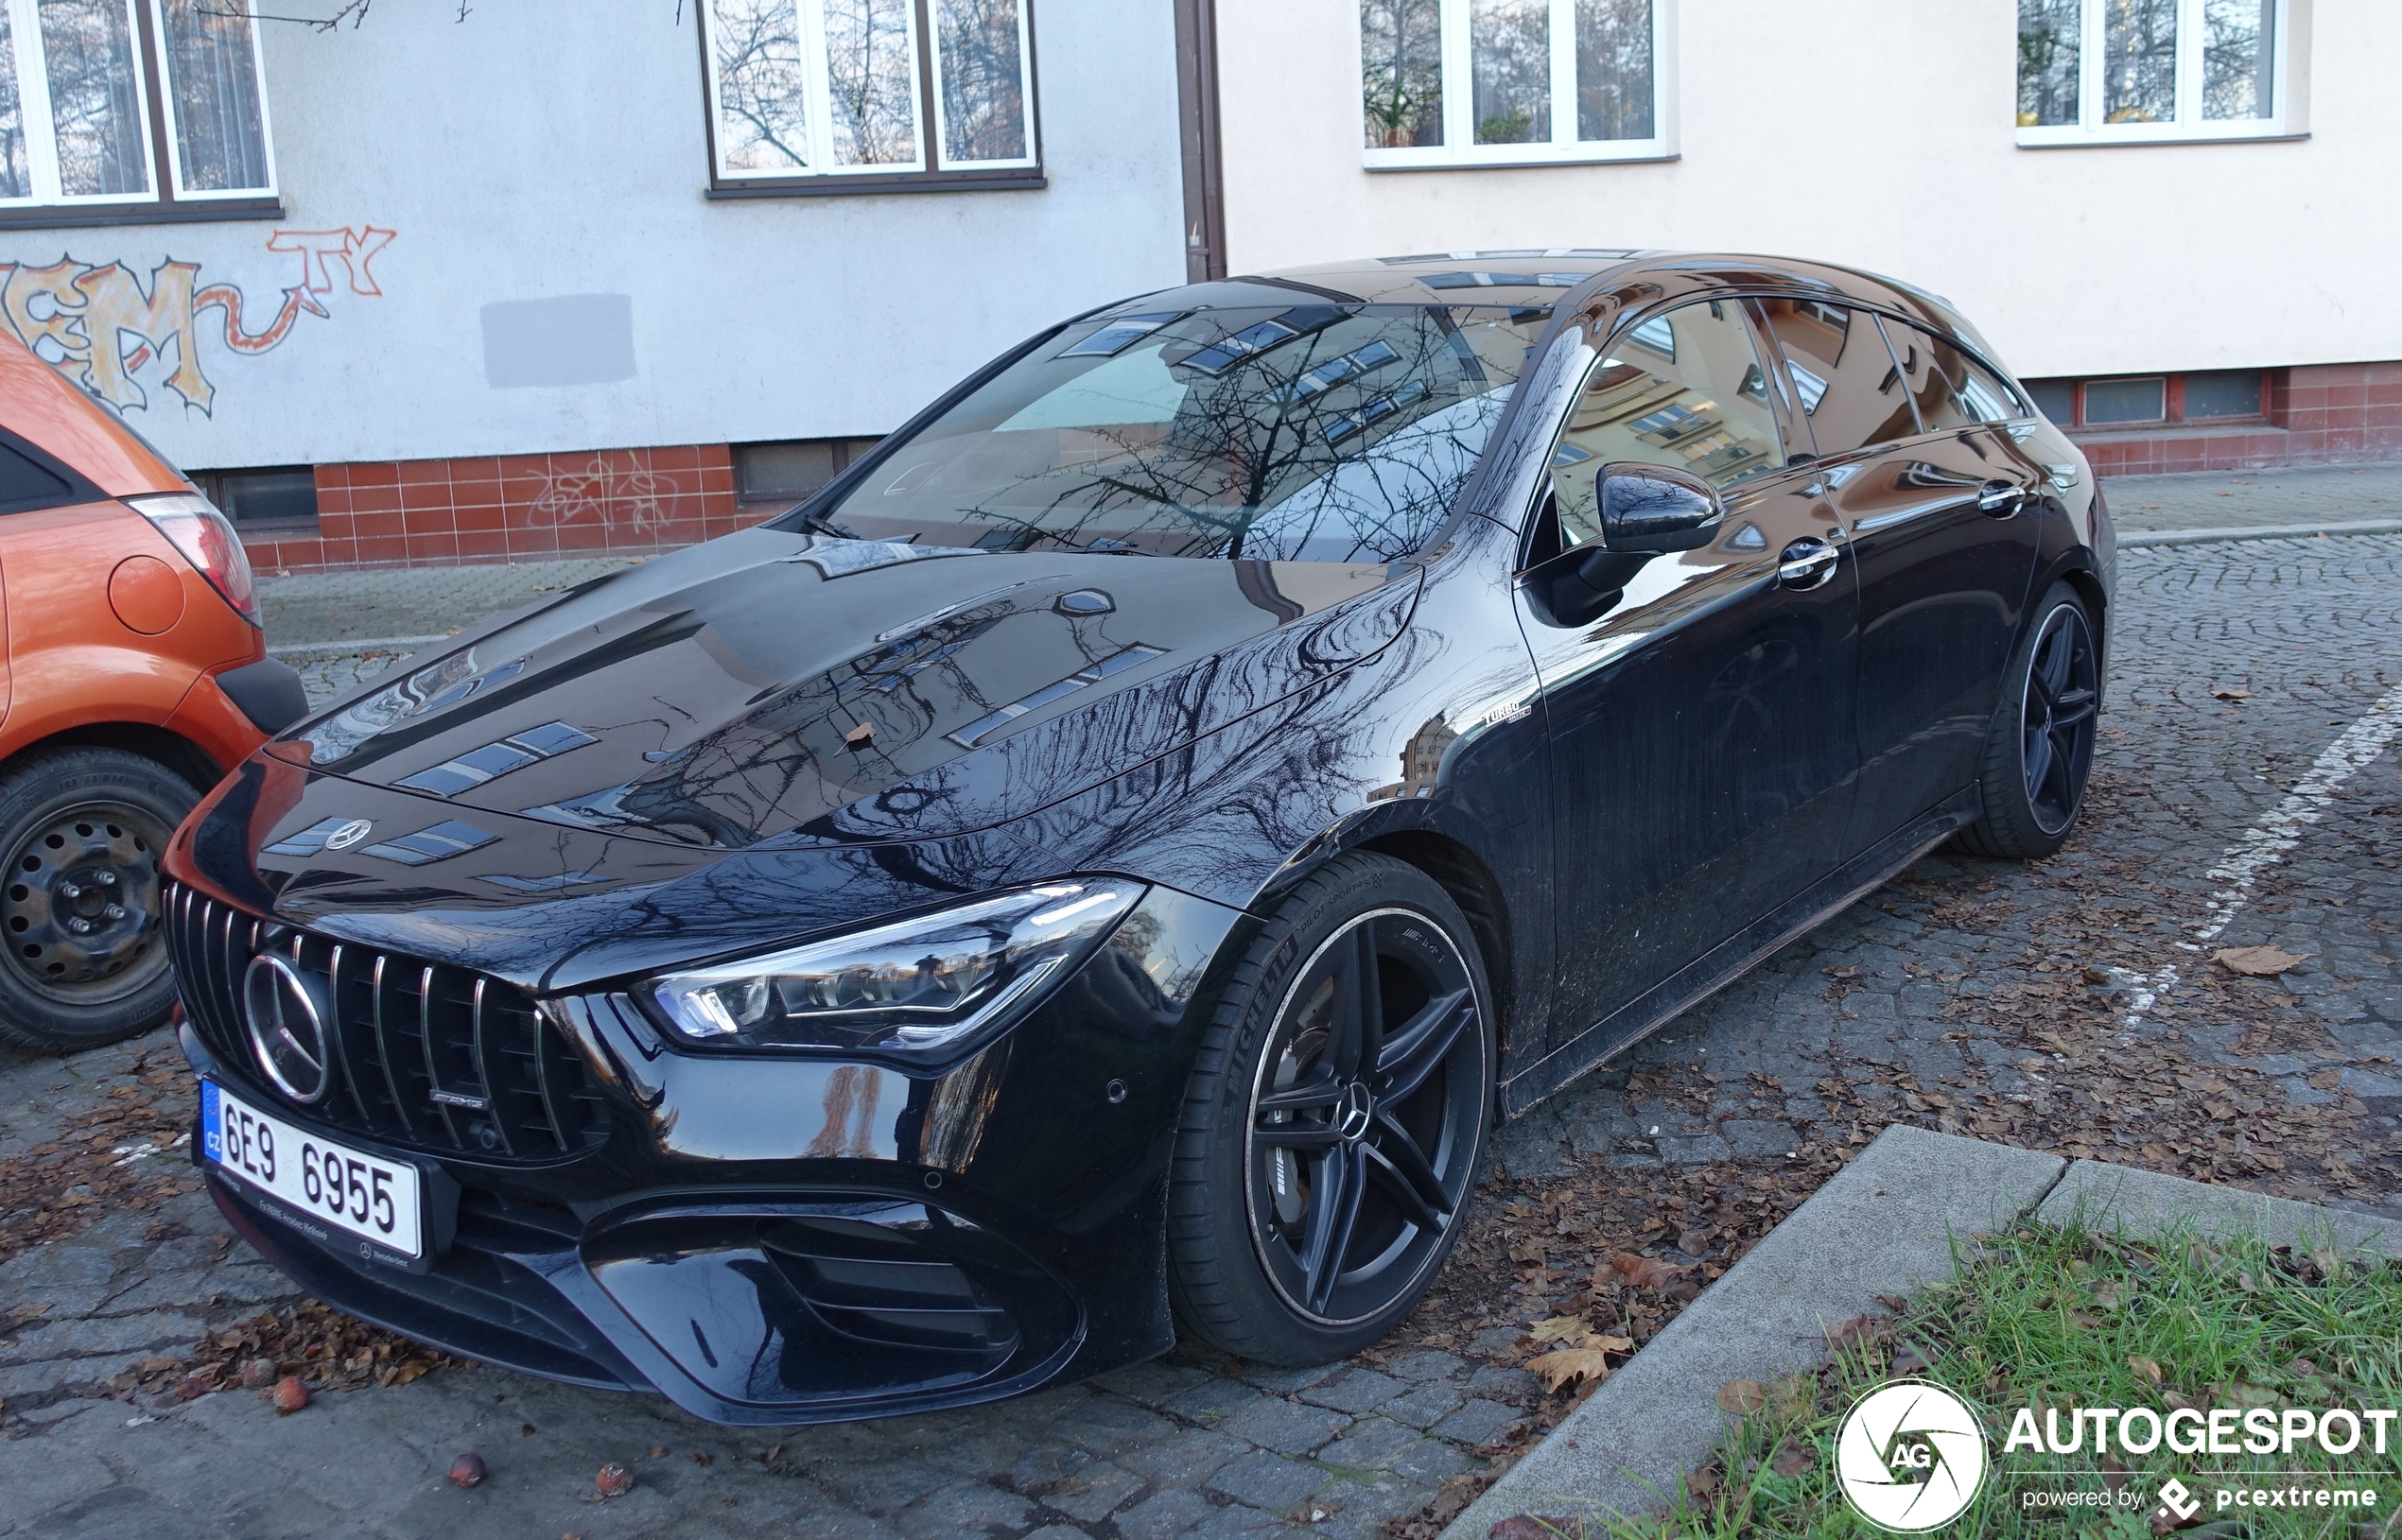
[0,747,200,1054]
[1956,581,2100,859]
[1166,853,1494,1363]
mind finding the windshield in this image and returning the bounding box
[799,300,1550,562]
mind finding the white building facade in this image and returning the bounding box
[0,2,2391,572]
[1206,0,2397,477]
[0,0,1206,568]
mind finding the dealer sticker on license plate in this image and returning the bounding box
[200,1081,425,1262]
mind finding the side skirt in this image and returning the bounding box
[1498,784,1983,1118]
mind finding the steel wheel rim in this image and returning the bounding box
[1243,907,1485,1327]
[2019,602,2098,836]
[1,800,173,1005]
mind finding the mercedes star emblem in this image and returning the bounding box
[243,953,335,1105]
[323,819,374,851]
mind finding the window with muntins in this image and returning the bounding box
[2016,0,2291,146]
[701,0,1039,194]
[0,0,276,224]
[1360,0,1667,169]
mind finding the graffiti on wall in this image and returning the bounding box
[529,456,680,533]
[0,224,394,415]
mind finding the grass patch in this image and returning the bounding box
[1577,1220,2402,1538]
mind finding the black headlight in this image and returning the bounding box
[644,879,1144,1060]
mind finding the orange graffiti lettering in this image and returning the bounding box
[0,223,393,414]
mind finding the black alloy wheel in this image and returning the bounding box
[1169,854,1493,1361]
[1958,581,2100,859]
[0,747,198,1053]
[2020,600,2099,834]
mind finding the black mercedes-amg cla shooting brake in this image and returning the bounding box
[167,251,2111,1426]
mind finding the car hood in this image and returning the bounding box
[283,528,1420,854]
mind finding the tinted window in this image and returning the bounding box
[811,303,1550,563]
[1879,320,2024,431]
[0,441,71,515]
[1549,300,1784,546]
[1753,298,1919,457]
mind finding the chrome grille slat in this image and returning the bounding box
[468,978,518,1158]
[370,952,420,1141]
[161,881,603,1164]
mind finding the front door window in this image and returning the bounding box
[1548,299,1784,547]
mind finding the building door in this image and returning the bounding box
[1515,298,1858,1059]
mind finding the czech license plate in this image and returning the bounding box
[200,1081,424,1262]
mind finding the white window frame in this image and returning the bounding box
[2016,0,2300,148]
[1359,0,1678,172]
[148,0,279,202]
[928,0,1037,172]
[701,0,1045,188]
[1,0,159,208]
[0,0,278,216]
[704,0,927,181]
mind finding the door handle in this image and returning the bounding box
[1976,479,2028,518]
[1778,537,1840,590]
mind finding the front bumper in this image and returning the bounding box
[177,878,1247,1426]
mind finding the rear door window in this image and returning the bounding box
[1751,298,1920,459]
[1877,320,2024,432]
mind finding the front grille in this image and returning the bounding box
[165,881,608,1162]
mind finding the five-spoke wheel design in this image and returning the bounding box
[1244,907,1485,1326]
[2019,598,2098,836]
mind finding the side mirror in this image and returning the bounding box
[1600,464,1725,554]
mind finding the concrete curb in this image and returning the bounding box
[2118,519,2402,549]
[2038,1160,2402,1254]
[1440,1133,2402,1539]
[1442,1128,2064,1537]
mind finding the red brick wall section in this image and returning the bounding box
[239,444,759,574]
[2074,360,2402,476]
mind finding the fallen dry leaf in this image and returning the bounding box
[2130,1356,2164,1386]
[1526,1316,1592,1346]
[1606,1253,1689,1289]
[2214,945,2310,977]
[1771,1438,1815,1477]
[1715,1378,1768,1416]
[1525,1347,1613,1394]
[2211,687,2252,701]
[1826,1314,1884,1352]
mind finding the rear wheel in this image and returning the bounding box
[1956,581,2099,859]
[0,747,199,1053]
[1167,853,1493,1363]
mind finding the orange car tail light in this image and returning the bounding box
[126,493,258,623]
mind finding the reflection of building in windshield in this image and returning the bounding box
[819,298,1551,564]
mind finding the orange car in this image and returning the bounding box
[0,335,304,1052]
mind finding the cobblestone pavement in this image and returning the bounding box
[258,558,639,652]
[5,528,2402,1538]
[2105,461,2402,535]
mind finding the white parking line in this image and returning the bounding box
[2120,678,2402,1033]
